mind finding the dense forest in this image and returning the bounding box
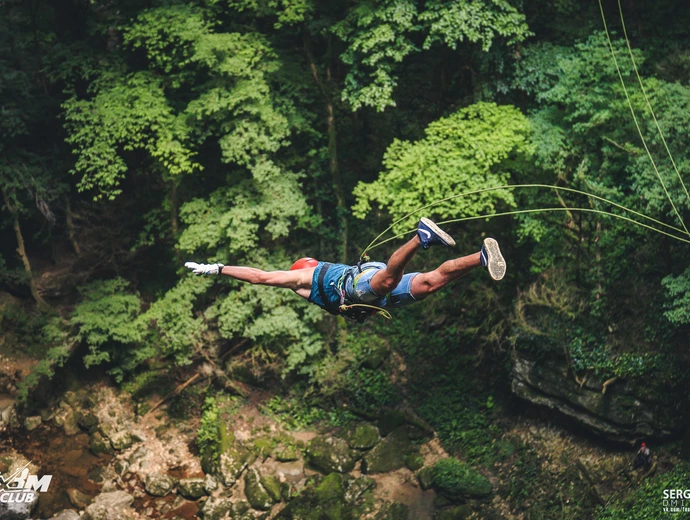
[1,0,690,518]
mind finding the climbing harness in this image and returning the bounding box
[317,262,392,323]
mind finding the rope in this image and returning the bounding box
[616,0,690,209]
[365,206,690,253]
[598,0,690,235]
[360,183,690,257]
[339,303,392,321]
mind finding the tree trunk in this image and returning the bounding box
[169,179,182,264]
[66,200,81,257]
[305,34,348,263]
[2,189,52,312]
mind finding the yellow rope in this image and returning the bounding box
[616,0,690,208]
[339,303,392,321]
[598,0,689,235]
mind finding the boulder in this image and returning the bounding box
[512,351,688,440]
[177,477,206,499]
[244,468,275,511]
[344,476,375,504]
[306,436,355,474]
[204,474,219,494]
[417,467,434,490]
[343,423,380,450]
[0,490,37,520]
[362,429,416,474]
[144,473,176,496]
[23,416,42,431]
[83,490,134,520]
[433,505,473,520]
[110,430,134,451]
[260,474,282,503]
[78,413,99,431]
[66,488,91,509]
[90,432,113,455]
[276,445,299,462]
[200,497,232,520]
[49,510,81,520]
[431,458,492,500]
[217,445,255,486]
[275,473,350,519]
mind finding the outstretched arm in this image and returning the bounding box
[184,262,314,298]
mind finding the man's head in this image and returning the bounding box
[290,257,318,270]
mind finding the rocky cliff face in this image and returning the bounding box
[511,351,688,441]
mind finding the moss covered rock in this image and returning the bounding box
[375,502,409,519]
[362,429,416,474]
[200,496,232,520]
[433,505,473,520]
[245,468,276,511]
[306,436,356,474]
[89,432,113,455]
[431,458,492,500]
[177,478,206,499]
[276,445,299,462]
[343,423,380,450]
[217,445,255,486]
[276,473,351,519]
[417,467,434,490]
[144,473,176,496]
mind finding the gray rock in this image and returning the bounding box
[203,474,219,493]
[200,496,232,520]
[0,490,37,520]
[362,429,416,474]
[217,445,255,486]
[244,468,275,511]
[127,445,152,466]
[83,490,134,520]
[306,436,356,474]
[23,416,42,431]
[66,487,90,508]
[49,510,81,520]
[343,423,380,450]
[177,477,206,499]
[110,430,134,450]
[90,432,113,455]
[344,476,376,503]
[78,413,99,431]
[54,407,80,436]
[433,505,473,520]
[511,352,687,440]
[144,473,176,496]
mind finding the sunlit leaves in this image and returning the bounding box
[353,102,532,224]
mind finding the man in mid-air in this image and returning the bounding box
[185,218,506,321]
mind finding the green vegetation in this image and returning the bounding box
[2,0,690,516]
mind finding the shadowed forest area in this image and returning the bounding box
[1,0,690,518]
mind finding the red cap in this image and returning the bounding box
[290,257,318,270]
[641,442,646,448]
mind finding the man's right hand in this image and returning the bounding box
[184,262,225,276]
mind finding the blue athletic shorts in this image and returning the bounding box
[344,262,421,308]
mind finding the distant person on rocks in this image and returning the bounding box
[185,218,506,322]
[633,442,652,471]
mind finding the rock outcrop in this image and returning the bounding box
[511,351,687,440]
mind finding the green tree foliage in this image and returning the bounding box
[352,102,531,224]
[333,0,530,110]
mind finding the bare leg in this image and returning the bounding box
[410,252,482,299]
[370,236,422,295]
